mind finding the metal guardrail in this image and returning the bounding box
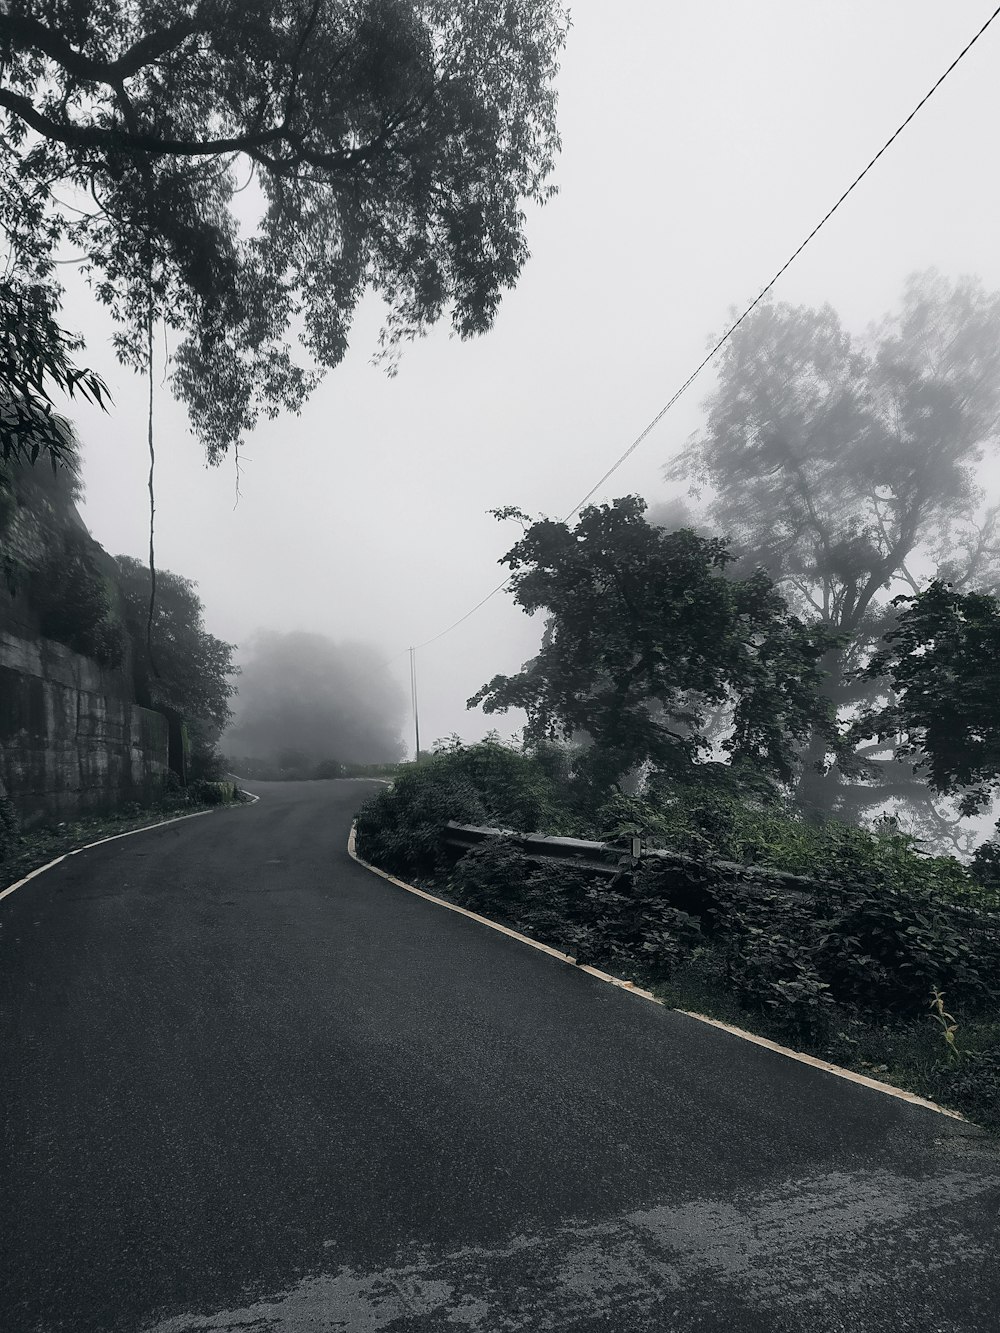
[442,823,1000,927]
[442,821,820,899]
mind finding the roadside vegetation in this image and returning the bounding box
[357,277,1000,1132]
[0,779,247,890]
[355,739,1000,1131]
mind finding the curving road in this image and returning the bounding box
[1,779,998,1333]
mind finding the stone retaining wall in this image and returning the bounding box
[0,629,169,826]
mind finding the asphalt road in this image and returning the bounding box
[2,779,998,1333]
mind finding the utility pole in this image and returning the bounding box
[409,646,421,762]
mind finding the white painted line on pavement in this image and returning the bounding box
[347,823,968,1122]
[674,1010,966,1119]
[0,791,260,904]
[347,823,581,968]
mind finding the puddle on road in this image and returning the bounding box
[142,1163,1000,1332]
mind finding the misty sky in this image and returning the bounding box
[61,1,1000,756]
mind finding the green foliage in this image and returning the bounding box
[669,273,1000,827]
[469,497,836,796]
[115,555,237,732]
[712,894,834,1040]
[355,735,1000,1034]
[354,762,488,875]
[30,529,125,666]
[929,990,960,1065]
[1,279,110,467]
[447,836,702,976]
[187,734,232,783]
[448,837,545,917]
[809,878,994,1014]
[0,793,20,866]
[865,581,1000,815]
[927,1044,1000,1133]
[969,839,1000,906]
[0,1,568,460]
[186,779,241,806]
[429,734,573,832]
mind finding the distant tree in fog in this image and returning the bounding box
[668,271,1000,843]
[224,631,405,770]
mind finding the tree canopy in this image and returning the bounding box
[116,553,238,734]
[865,581,1000,816]
[1,278,109,466]
[667,272,1000,834]
[468,497,836,794]
[0,0,568,459]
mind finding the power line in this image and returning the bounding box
[383,2,1000,668]
[563,1,1000,520]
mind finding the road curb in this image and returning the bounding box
[0,789,260,904]
[347,822,966,1123]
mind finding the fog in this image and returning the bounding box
[58,1,1000,757]
[224,632,406,773]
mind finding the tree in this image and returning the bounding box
[1,279,109,466]
[0,0,569,460]
[115,555,238,761]
[468,497,836,797]
[223,630,405,768]
[668,272,1000,834]
[864,581,1000,816]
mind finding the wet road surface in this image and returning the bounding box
[2,779,998,1332]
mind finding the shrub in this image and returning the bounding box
[30,531,125,667]
[969,839,1000,907]
[926,1042,1000,1133]
[0,794,20,866]
[429,735,574,832]
[188,779,235,806]
[708,891,834,1040]
[812,874,998,1014]
[448,837,537,915]
[448,839,703,976]
[354,763,487,875]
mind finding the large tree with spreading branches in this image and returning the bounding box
[0,0,569,461]
[469,497,836,798]
[667,272,1000,843]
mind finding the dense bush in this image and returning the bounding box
[0,794,20,867]
[429,735,575,832]
[187,779,239,806]
[30,531,125,667]
[447,836,702,976]
[927,1045,1000,1133]
[811,876,996,1013]
[354,762,488,875]
[601,772,984,911]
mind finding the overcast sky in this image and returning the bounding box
[63,0,1000,756]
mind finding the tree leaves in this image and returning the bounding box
[1,279,110,467]
[866,581,1000,815]
[0,0,569,460]
[469,496,836,794]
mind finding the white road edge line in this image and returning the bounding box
[347,821,966,1122]
[0,787,260,903]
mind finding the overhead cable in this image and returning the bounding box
[387,3,1000,664]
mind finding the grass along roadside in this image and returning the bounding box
[652,949,1000,1132]
[0,782,247,892]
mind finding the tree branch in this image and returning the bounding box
[0,14,199,84]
